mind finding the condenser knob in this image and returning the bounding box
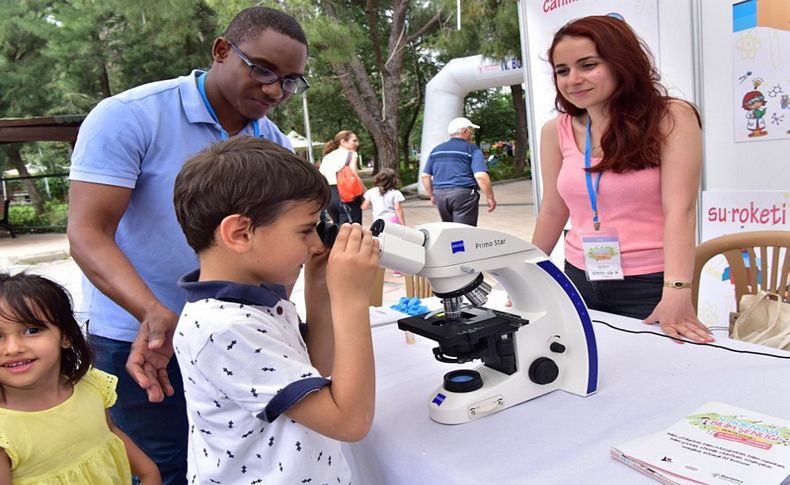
[528,357,559,385]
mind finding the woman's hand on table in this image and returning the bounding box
[643,291,714,344]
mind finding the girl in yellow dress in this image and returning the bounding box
[0,273,160,484]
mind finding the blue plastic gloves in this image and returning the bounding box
[390,297,429,316]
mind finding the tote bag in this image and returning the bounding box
[729,290,790,351]
[336,152,365,203]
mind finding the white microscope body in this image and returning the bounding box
[373,221,598,424]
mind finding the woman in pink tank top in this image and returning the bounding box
[531,15,713,344]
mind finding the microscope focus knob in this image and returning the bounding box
[528,357,559,385]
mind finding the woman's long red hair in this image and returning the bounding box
[548,16,699,173]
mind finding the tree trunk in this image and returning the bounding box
[510,84,529,177]
[401,47,424,171]
[3,145,45,215]
[319,1,443,178]
[370,137,380,173]
[375,127,400,172]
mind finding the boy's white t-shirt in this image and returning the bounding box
[174,271,351,484]
[363,187,405,221]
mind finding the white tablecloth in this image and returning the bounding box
[346,299,790,484]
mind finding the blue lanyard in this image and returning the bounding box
[197,72,259,140]
[584,117,603,231]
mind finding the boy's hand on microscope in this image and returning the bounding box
[326,223,380,297]
[305,244,330,283]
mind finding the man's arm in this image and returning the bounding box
[470,146,495,212]
[68,181,176,402]
[473,171,496,212]
[421,174,435,205]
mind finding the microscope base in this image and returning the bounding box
[428,362,590,424]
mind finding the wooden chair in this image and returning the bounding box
[405,274,433,298]
[369,267,386,307]
[0,200,16,238]
[692,231,790,313]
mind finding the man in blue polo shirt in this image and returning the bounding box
[421,117,497,226]
[67,7,308,484]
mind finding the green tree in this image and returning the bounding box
[466,89,517,143]
[0,0,60,214]
[433,0,528,176]
[236,0,446,172]
[44,0,216,108]
[2,1,218,217]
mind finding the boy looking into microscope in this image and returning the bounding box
[172,136,380,484]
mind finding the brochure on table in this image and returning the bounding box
[612,401,790,485]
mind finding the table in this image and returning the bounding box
[346,297,790,484]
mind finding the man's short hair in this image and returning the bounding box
[174,136,329,253]
[224,6,308,48]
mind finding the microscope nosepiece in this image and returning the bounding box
[464,280,492,307]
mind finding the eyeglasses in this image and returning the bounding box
[228,42,310,95]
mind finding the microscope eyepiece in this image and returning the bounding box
[369,219,427,275]
[370,219,386,236]
[316,221,340,249]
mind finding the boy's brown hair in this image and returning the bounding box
[174,136,330,253]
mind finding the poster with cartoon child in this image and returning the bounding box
[732,0,790,142]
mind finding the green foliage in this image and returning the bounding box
[9,200,68,229]
[1,0,528,219]
[398,165,421,186]
[467,90,517,142]
[0,0,58,117]
[1,0,218,117]
[486,156,529,182]
[433,0,521,61]
[33,176,69,202]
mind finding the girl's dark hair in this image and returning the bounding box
[0,273,92,402]
[548,15,700,173]
[373,168,399,196]
[323,130,355,156]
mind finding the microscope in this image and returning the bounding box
[371,220,598,424]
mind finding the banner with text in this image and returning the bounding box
[698,190,790,328]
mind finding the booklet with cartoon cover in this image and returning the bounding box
[611,402,790,485]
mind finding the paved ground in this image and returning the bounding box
[0,177,538,308]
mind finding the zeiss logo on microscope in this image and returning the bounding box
[451,240,465,254]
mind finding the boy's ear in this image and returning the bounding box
[218,214,254,253]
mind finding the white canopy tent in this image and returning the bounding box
[286,130,324,162]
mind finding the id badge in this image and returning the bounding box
[580,228,624,281]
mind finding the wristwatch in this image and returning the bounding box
[664,280,692,289]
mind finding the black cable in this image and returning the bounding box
[592,319,790,359]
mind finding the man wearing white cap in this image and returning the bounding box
[421,117,496,226]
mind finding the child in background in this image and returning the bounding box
[172,136,380,484]
[361,168,406,226]
[362,168,405,276]
[0,272,160,485]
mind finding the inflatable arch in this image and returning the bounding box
[417,55,524,196]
